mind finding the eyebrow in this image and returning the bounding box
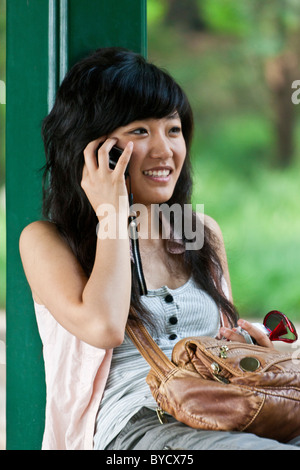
[124,113,181,128]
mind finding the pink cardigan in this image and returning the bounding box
[34,301,112,450]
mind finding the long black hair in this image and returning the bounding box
[42,47,238,328]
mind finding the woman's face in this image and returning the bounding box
[108,113,186,206]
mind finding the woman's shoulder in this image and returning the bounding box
[194,212,224,243]
[20,219,56,234]
[203,214,223,237]
[19,220,73,269]
[19,221,63,305]
[200,213,233,300]
[19,220,85,306]
[19,220,61,252]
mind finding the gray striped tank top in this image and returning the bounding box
[93,276,221,450]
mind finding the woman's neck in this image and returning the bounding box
[134,204,163,251]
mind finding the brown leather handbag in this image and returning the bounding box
[126,319,300,443]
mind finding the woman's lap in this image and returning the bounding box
[105,407,300,451]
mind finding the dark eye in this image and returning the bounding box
[170,126,181,134]
[131,128,148,135]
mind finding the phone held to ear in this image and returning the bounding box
[96,142,129,177]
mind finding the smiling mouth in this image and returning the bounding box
[142,169,171,177]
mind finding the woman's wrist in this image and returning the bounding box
[96,209,129,241]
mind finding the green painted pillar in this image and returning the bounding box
[6,0,147,450]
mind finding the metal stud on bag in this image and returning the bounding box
[239,357,261,372]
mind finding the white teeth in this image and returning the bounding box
[143,169,171,177]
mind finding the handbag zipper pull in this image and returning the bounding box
[156,407,168,424]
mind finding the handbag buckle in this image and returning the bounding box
[219,345,229,359]
[211,362,230,384]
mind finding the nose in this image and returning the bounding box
[149,134,173,160]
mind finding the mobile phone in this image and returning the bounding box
[96,143,129,176]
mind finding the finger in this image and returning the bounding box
[97,138,118,172]
[237,319,274,348]
[81,162,88,182]
[83,139,103,173]
[219,327,246,343]
[113,141,133,178]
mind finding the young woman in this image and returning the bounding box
[19,48,300,450]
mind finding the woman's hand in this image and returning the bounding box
[81,137,133,215]
[219,319,274,348]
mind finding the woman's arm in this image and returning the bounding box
[204,216,274,348]
[204,214,233,303]
[20,139,133,349]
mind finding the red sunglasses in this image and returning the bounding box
[264,310,298,343]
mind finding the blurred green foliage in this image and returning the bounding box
[148,0,300,320]
[0,203,4,308]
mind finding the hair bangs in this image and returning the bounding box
[122,65,187,123]
[92,59,190,137]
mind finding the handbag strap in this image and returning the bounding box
[126,312,175,380]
